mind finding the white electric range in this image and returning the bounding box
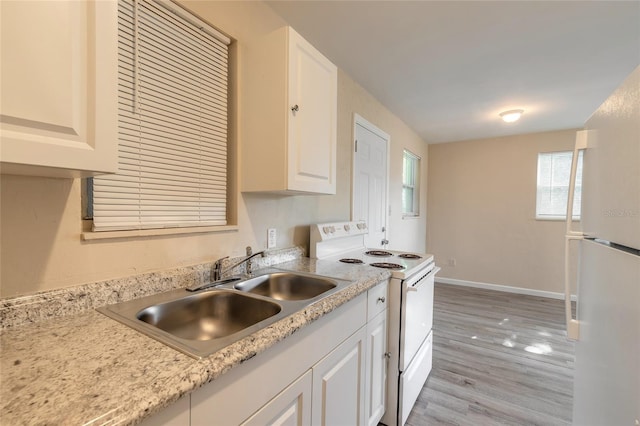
[310,221,440,426]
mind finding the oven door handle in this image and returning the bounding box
[405,266,440,292]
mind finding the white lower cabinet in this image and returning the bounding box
[142,281,390,426]
[139,395,190,426]
[365,309,388,426]
[241,370,312,426]
[311,326,367,426]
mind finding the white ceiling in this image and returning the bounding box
[266,1,640,143]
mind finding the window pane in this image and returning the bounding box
[402,187,414,213]
[536,150,583,218]
[402,149,420,216]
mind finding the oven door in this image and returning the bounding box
[399,265,439,371]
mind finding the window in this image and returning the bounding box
[91,0,230,231]
[536,151,583,219]
[402,149,420,217]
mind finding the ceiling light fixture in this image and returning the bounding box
[499,109,524,123]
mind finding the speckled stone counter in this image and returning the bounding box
[0,256,390,425]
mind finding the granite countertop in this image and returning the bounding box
[0,257,390,425]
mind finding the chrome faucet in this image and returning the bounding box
[213,246,265,281]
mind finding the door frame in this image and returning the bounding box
[351,113,391,242]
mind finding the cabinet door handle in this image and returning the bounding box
[384,352,391,359]
[291,104,299,112]
[377,296,386,303]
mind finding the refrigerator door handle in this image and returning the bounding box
[565,130,589,237]
[564,234,582,340]
[564,130,590,340]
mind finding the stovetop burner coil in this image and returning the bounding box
[370,262,405,270]
[365,250,393,257]
[398,253,422,259]
[339,258,364,264]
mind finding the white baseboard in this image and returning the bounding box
[436,277,578,302]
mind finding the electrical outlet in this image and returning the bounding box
[267,228,277,249]
[448,258,457,267]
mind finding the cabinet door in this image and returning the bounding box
[241,370,312,426]
[365,310,388,426]
[312,326,366,426]
[138,395,190,426]
[0,0,117,177]
[287,28,337,194]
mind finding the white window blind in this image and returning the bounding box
[92,0,230,231]
[402,149,420,217]
[536,151,583,219]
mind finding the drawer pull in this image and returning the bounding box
[377,296,386,303]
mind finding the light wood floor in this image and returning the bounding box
[407,283,575,426]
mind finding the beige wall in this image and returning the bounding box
[427,129,579,294]
[0,1,428,298]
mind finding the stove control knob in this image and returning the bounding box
[344,224,350,232]
[322,226,331,234]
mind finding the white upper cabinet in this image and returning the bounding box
[242,26,337,194]
[0,0,118,178]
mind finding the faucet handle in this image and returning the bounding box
[214,256,229,266]
[213,256,228,281]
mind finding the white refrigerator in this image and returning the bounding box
[565,66,640,425]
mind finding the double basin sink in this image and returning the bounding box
[98,269,351,358]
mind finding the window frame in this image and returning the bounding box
[535,150,583,221]
[402,149,421,218]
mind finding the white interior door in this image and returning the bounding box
[353,115,389,248]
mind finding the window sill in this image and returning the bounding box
[535,216,581,222]
[81,224,239,241]
[402,214,420,220]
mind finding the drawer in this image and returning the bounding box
[367,280,389,321]
[399,331,433,426]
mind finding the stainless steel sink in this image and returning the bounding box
[234,272,337,301]
[97,268,352,359]
[137,290,282,340]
